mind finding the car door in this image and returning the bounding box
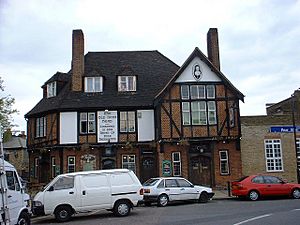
[176,178,198,201]
[44,175,78,213]
[164,179,181,201]
[263,176,291,196]
[79,174,111,210]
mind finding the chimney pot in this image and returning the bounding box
[207,28,220,70]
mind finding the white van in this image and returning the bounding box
[32,169,143,222]
[0,159,31,225]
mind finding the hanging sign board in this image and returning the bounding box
[162,160,172,177]
[98,111,118,143]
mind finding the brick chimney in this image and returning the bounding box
[72,29,84,91]
[207,28,220,70]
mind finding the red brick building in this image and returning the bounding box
[25,28,244,189]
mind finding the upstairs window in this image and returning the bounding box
[80,112,96,134]
[47,82,56,98]
[190,85,205,99]
[206,85,215,98]
[120,111,135,132]
[85,77,103,93]
[118,76,136,92]
[36,117,46,138]
[181,85,189,100]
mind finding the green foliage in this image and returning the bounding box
[0,76,18,131]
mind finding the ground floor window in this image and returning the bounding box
[122,155,136,173]
[172,152,181,176]
[219,150,229,175]
[264,139,283,172]
[68,156,76,173]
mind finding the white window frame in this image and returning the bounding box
[120,111,135,132]
[181,85,190,100]
[219,150,229,175]
[67,156,76,173]
[47,82,56,98]
[118,76,136,92]
[36,117,46,138]
[172,152,181,176]
[190,85,205,99]
[191,101,207,125]
[264,139,283,172]
[208,101,217,124]
[80,112,96,134]
[85,77,103,93]
[122,155,136,173]
[182,102,190,125]
[206,85,215,99]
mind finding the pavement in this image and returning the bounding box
[212,188,233,199]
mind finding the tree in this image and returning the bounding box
[0,76,18,131]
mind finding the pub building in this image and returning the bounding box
[25,28,244,189]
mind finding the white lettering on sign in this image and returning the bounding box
[98,111,118,143]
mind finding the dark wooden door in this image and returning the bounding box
[190,156,211,186]
[140,157,157,183]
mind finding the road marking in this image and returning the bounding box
[233,214,272,225]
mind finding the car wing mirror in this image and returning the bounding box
[48,186,54,191]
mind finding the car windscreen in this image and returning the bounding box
[143,178,160,186]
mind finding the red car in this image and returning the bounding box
[231,175,300,201]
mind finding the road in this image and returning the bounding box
[32,198,300,225]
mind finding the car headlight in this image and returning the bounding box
[33,201,43,207]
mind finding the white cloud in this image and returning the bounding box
[1,0,300,131]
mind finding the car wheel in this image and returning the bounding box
[199,192,209,203]
[157,194,169,207]
[248,190,259,201]
[54,205,73,222]
[114,200,131,217]
[17,211,30,225]
[292,188,300,199]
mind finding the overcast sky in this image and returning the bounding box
[1,0,300,133]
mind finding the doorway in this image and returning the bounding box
[190,155,211,186]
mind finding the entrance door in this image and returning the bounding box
[140,157,157,183]
[190,156,211,186]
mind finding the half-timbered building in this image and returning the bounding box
[25,28,244,189]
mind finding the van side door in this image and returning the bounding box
[43,175,78,214]
[6,170,23,224]
[79,174,111,210]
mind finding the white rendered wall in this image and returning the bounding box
[60,112,78,144]
[137,110,155,141]
[175,57,221,83]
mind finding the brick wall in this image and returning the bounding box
[241,115,298,183]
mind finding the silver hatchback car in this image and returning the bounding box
[143,177,214,207]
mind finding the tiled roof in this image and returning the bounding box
[25,51,179,117]
[3,136,26,149]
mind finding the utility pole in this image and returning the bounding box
[291,92,300,183]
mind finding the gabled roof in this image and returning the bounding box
[155,47,244,102]
[26,51,179,117]
[3,136,26,149]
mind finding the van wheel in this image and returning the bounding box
[55,205,73,222]
[114,201,131,217]
[199,192,209,203]
[157,194,168,207]
[18,211,30,225]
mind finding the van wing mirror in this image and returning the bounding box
[48,186,54,192]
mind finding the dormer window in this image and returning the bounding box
[85,77,103,93]
[47,82,56,98]
[118,76,136,92]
